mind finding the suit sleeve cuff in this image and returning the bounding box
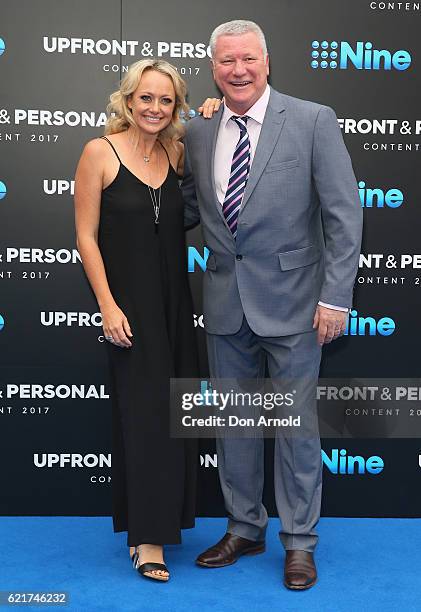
[318,301,349,313]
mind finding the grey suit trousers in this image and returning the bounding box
[206,316,322,552]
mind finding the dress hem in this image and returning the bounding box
[113,520,196,546]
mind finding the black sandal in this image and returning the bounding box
[131,550,138,567]
[137,562,170,582]
[131,551,170,582]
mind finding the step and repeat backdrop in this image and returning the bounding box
[1,0,420,517]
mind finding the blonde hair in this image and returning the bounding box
[105,59,189,142]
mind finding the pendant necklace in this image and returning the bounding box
[144,143,162,233]
[148,184,161,232]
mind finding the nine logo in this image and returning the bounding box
[345,310,395,336]
[0,314,4,331]
[0,181,6,200]
[0,38,5,56]
[358,181,404,208]
[322,449,384,474]
[311,40,411,71]
[188,246,210,272]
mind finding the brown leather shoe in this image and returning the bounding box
[284,550,317,590]
[196,533,265,568]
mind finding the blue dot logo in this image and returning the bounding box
[0,38,5,56]
[310,41,341,70]
[0,314,4,331]
[0,181,6,199]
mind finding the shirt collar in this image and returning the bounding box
[222,84,270,127]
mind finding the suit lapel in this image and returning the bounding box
[240,89,286,213]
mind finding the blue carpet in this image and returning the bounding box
[0,517,419,612]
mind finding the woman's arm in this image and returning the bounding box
[74,139,132,348]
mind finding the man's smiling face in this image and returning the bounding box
[212,32,269,115]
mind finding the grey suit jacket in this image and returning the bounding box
[182,87,363,337]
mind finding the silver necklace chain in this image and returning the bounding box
[143,142,163,230]
[147,184,162,226]
[126,132,163,230]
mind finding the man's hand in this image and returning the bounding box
[197,98,222,118]
[313,305,348,346]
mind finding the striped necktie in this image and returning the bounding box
[222,116,250,239]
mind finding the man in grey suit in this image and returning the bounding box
[182,20,362,590]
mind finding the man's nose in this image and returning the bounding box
[232,60,247,76]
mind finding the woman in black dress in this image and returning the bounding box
[74,59,218,581]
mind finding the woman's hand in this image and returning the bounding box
[101,302,133,348]
[198,98,222,119]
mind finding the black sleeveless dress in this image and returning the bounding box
[98,136,198,546]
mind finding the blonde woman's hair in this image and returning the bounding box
[105,59,189,142]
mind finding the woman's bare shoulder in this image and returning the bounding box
[81,136,110,159]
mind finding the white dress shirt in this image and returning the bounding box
[214,85,270,205]
[213,85,347,314]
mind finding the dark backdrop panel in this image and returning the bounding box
[0,0,420,516]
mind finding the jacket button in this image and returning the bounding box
[236,254,243,261]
